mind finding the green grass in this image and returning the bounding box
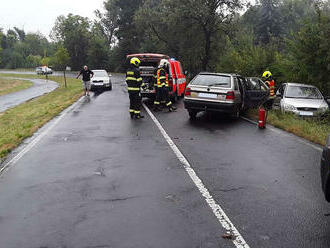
[0,74,83,160]
[245,109,330,146]
[0,78,33,96]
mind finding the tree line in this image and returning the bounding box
[0,0,329,95]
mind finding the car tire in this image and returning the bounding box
[188,110,197,120]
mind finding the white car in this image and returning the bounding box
[91,70,112,91]
[36,66,53,75]
[273,83,329,116]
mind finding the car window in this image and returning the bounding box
[285,85,323,99]
[178,62,184,75]
[258,79,268,91]
[247,78,261,90]
[191,74,231,87]
[93,71,108,77]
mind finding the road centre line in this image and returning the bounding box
[240,116,323,152]
[0,96,85,176]
[143,103,251,248]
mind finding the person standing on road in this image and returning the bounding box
[76,65,94,96]
[153,66,162,111]
[262,70,275,109]
[157,59,176,112]
[126,57,144,119]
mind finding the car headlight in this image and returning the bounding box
[319,105,329,112]
[283,104,297,111]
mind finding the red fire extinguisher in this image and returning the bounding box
[258,107,266,129]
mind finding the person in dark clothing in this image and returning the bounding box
[153,67,162,111]
[76,65,94,96]
[156,59,176,112]
[126,57,144,119]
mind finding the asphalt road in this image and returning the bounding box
[0,78,58,112]
[0,74,329,248]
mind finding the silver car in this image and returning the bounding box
[273,83,329,116]
[91,70,112,91]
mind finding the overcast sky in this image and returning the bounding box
[0,0,105,38]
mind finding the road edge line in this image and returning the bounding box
[0,96,85,176]
[143,103,250,248]
[240,116,323,152]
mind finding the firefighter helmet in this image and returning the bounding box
[159,59,169,69]
[262,71,272,80]
[130,57,141,67]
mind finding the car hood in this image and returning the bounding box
[284,98,327,108]
[92,77,109,81]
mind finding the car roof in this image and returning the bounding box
[198,72,241,77]
[92,69,107,72]
[127,53,170,59]
[286,82,317,88]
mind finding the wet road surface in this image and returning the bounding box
[0,74,329,248]
[0,78,58,112]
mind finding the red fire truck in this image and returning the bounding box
[126,53,187,101]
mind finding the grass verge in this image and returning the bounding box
[0,74,83,160]
[0,78,33,96]
[245,109,330,146]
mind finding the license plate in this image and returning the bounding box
[199,93,217,99]
[93,83,104,86]
[299,111,313,116]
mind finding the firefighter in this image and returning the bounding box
[126,57,144,119]
[157,59,176,112]
[153,67,162,111]
[262,70,275,110]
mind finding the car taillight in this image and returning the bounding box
[226,91,235,100]
[184,87,191,96]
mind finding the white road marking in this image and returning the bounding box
[240,116,323,152]
[143,103,250,248]
[0,96,85,176]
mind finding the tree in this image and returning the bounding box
[278,11,330,95]
[256,0,283,44]
[53,46,70,87]
[136,0,243,73]
[94,0,120,47]
[87,34,110,70]
[51,14,91,70]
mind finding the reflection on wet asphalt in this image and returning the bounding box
[0,73,328,248]
[0,78,58,112]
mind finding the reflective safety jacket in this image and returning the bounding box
[156,68,169,88]
[266,80,275,99]
[126,65,143,93]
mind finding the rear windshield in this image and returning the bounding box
[191,74,231,87]
[285,86,323,99]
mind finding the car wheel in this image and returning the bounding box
[188,110,197,120]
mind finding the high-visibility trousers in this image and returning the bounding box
[129,92,142,114]
[161,87,172,108]
[154,86,161,106]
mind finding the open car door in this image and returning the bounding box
[244,77,270,108]
[321,136,330,202]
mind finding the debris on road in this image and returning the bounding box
[222,233,234,240]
